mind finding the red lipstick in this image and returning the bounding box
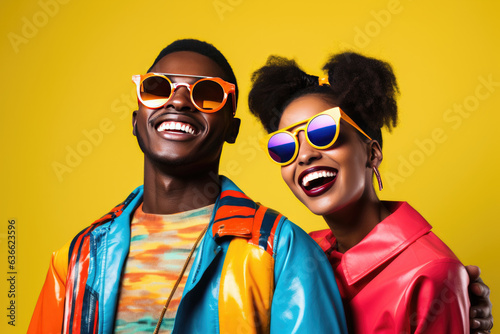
[298,166,338,197]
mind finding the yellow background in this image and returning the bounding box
[1,0,499,332]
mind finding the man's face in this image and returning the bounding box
[133,51,239,175]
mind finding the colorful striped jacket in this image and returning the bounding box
[28,176,347,334]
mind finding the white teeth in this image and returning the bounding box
[302,170,336,187]
[157,121,195,135]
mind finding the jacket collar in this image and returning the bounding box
[211,176,259,240]
[92,185,144,225]
[315,202,432,285]
[180,176,262,295]
[91,177,259,240]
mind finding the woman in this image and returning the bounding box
[248,52,492,333]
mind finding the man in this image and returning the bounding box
[28,39,347,334]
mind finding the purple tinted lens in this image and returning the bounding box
[268,132,296,163]
[307,114,337,147]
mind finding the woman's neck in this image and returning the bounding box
[323,196,390,253]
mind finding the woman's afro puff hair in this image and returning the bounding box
[323,52,399,139]
[248,56,332,133]
[248,52,400,147]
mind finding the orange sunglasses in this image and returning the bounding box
[132,73,236,114]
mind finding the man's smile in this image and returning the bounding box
[149,112,203,139]
[157,121,197,135]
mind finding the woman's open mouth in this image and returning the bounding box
[299,167,338,197]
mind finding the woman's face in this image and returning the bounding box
[279,94,373,216]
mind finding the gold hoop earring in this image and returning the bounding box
[373,166,383,191]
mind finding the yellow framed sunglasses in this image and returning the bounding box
[262,107,371,165]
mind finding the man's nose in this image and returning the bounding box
[167,84,196,112]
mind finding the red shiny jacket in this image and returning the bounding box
[310,201,470,333]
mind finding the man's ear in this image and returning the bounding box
[368,140,383,168]
[132,110,138,136]
[225,117,241,144]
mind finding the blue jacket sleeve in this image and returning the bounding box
[270,219,347,333]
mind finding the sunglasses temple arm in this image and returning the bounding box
[341,111,372,140]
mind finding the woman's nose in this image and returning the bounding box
[296,131,322,166]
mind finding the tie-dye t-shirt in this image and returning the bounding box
[114,202,214,333]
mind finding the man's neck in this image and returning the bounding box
[142,161,221,215]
